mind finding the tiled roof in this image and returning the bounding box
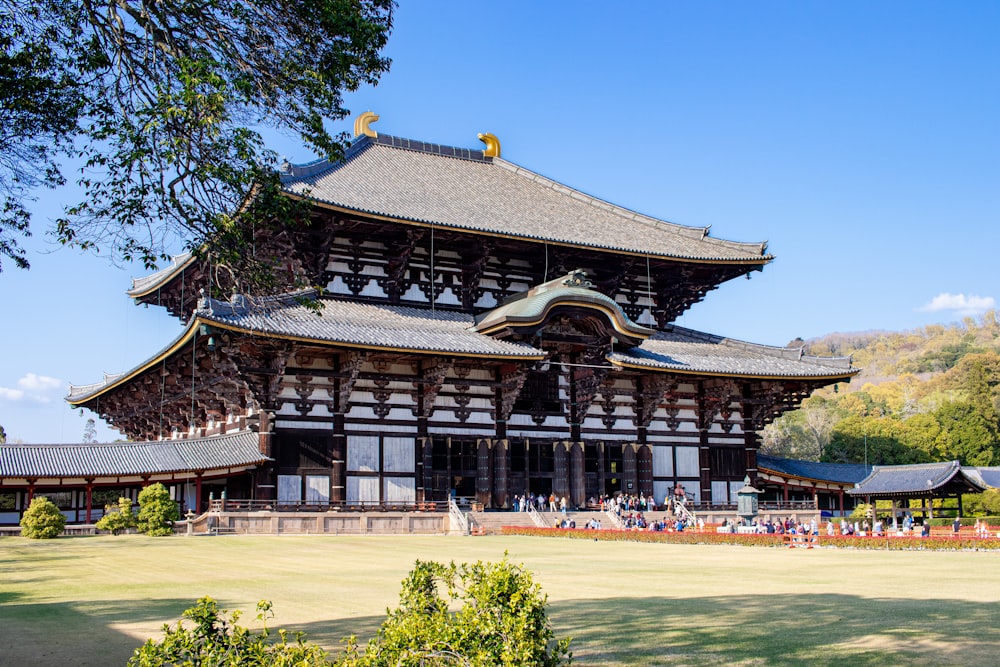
[0,431,268,479]
[756,454,871,485]
[127,253,196,297]
[199,291,545,358]
[69,290,857,404]
[280,134,771,263]
[608,326,857,379]
[848,461,988,496]
[67,292,545,403]
[959,467,1000,490]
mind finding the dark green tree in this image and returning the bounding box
[934,401,999,466]
[0,0,393,281]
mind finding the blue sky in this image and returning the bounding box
[2,1,998,443]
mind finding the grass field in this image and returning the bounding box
[3,534,1000,666]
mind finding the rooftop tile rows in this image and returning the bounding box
[281,134,770,262]
[0,431,266,478]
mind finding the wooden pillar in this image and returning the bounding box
[195,474,204,513]
[476,438,493,507]
[569,442,585,508]
[256,411,276,502]
[838,488,845,514]
[85,481,94,524]
[553,442,570,500]
[420,437,433,503]
[596,442,606,498]
[331,434,346,504]
[637,444,653,498]
[492,440,509,508]
[622,444,638,495]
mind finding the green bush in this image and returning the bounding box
[128,597,329,666]
[338,556,572,666]
[20,496,66,539]
[137,483,180,536]
[95,496,136,535]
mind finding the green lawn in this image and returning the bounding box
[2,534,1000,666]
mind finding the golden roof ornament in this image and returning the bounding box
[478,132,501,158]
[353,111,379,138]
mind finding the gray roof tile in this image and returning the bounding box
[849,461,987,496]
[757,454,871,484]
[609,326,857,379]
[0,431,268,479]
[281,134,771,263]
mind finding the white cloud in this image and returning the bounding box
[18,373,63,393]
[0,387,25,401]
[919,293,996,317]
[0,373,64,404]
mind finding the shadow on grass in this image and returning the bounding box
[0,595,385,667]
[4,591,999,666]
[549,592,1000,666]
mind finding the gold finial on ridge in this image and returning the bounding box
[354,111,379,138]
[478,132,501,158]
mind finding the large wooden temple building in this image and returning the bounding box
[1,115,861,522]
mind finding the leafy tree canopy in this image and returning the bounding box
[0,0,393,282]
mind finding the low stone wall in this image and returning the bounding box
[186,510,455,535]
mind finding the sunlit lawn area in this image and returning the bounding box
[2,533,1000,666]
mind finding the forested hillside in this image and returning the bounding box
[761,310,1000,466]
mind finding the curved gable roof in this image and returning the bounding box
[473,270,654,345]
[849,461,987,497]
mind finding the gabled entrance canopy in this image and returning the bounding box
[473,269,654,347]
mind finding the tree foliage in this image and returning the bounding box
[19,495,66,538]
[339,557,572,666]
[137,482,179,536]
[95,495,136,535]
[0,0,393,279]
[769,320,1000,466]
[129,597,329,667]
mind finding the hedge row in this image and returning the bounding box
[498,526,1000,551]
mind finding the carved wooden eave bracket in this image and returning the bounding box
[493,364,530,422]
[413,359,454,418]
[698,379,740,432]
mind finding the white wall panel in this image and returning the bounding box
[348,435,379,472]
[383,437,415,473]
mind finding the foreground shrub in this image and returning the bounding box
[20,496,66,539]
[129,596,328,666]
[137,483,179,536]
[134,558,571,667]
[339,556,572,666]
[95,497,136,535]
